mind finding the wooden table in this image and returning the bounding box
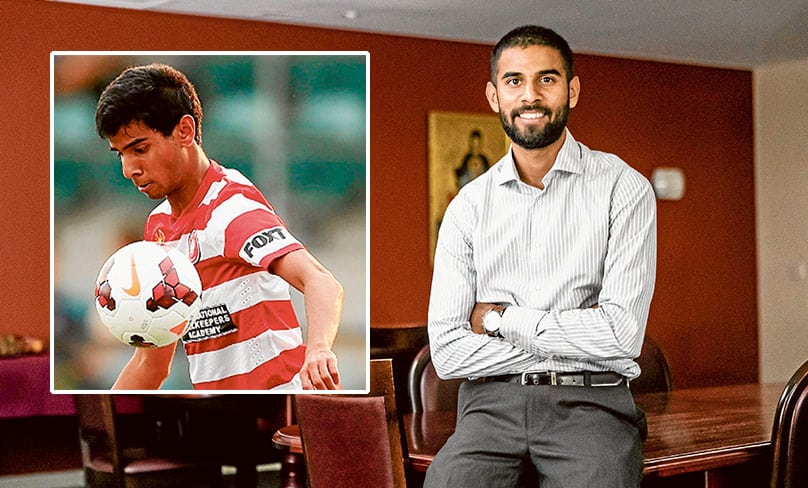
[639,383,781,479]
[404,382,784,487]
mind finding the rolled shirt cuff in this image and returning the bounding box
[499,305,548,353]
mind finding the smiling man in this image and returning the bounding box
[96,63,343,391]
[426,26,657,487]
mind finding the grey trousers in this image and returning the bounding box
[424,379,647,488]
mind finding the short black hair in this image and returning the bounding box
[95,63,203,144]
[490,25,574,83]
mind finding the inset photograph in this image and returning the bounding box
[51,52,368,393]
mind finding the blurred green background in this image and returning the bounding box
[52,53,367,391]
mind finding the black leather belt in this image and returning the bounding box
[479,371,626,387]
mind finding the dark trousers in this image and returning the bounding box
[424,379,647,488]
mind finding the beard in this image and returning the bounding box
[499,103,569,150]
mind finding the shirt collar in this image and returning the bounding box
[495,129,583,186]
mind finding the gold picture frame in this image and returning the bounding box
[428,111,510,262]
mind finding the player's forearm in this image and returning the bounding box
[302,271,344,349]
[111,349,171,390]
[297,271,343,389]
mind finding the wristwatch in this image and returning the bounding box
[482,306,506,337]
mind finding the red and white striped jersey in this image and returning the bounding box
[144,160,305,390]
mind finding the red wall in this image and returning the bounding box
[1,0,756,388]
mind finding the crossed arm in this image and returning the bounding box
[428,175,656,380]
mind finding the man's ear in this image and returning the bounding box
[485,81,499,113]
[568,75,581,110]
[174,114,197,146]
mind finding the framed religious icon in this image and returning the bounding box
[428,111,509,262]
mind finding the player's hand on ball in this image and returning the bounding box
[300,346,341,390]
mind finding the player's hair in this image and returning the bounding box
[95,63,203,144]
[490,25,575,83]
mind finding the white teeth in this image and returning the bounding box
[519,112,544,119]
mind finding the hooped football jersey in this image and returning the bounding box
[144,160,305,390]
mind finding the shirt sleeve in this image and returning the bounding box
[427,195,541,380]
[499,170,657,361]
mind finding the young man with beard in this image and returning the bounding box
[96,63,343,391]
[426,26,656,487]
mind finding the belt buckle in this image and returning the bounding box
[519,371,557,385]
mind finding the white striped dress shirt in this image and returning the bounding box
[428,130,656,380]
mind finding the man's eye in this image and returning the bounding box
[506,78,520,86]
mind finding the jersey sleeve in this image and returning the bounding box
[222,201,305,269]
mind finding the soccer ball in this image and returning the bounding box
[94,241,202,348]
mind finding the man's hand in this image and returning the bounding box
[299,345,342,390]
[470,302,501,334]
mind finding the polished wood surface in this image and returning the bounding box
[639,383,782,477]
[404,382,784,478]
[370,323,429,414]
[370,322,428,352]
[371,322,429,330]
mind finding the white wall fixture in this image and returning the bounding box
[790,258,808,282]
[651,167,686,200]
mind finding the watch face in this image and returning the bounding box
[483,309,500,334]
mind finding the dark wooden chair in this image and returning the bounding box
[73,394,222,488]
[407,344,464,413]
[631,335,673,395]
[770,359,808,488]
[294,358,408,488]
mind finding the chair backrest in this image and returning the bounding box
[770,360,808,488]
[631,335,673,395]
[295,359,407,488]
[408,344,464,413]
[74,394,125,488]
